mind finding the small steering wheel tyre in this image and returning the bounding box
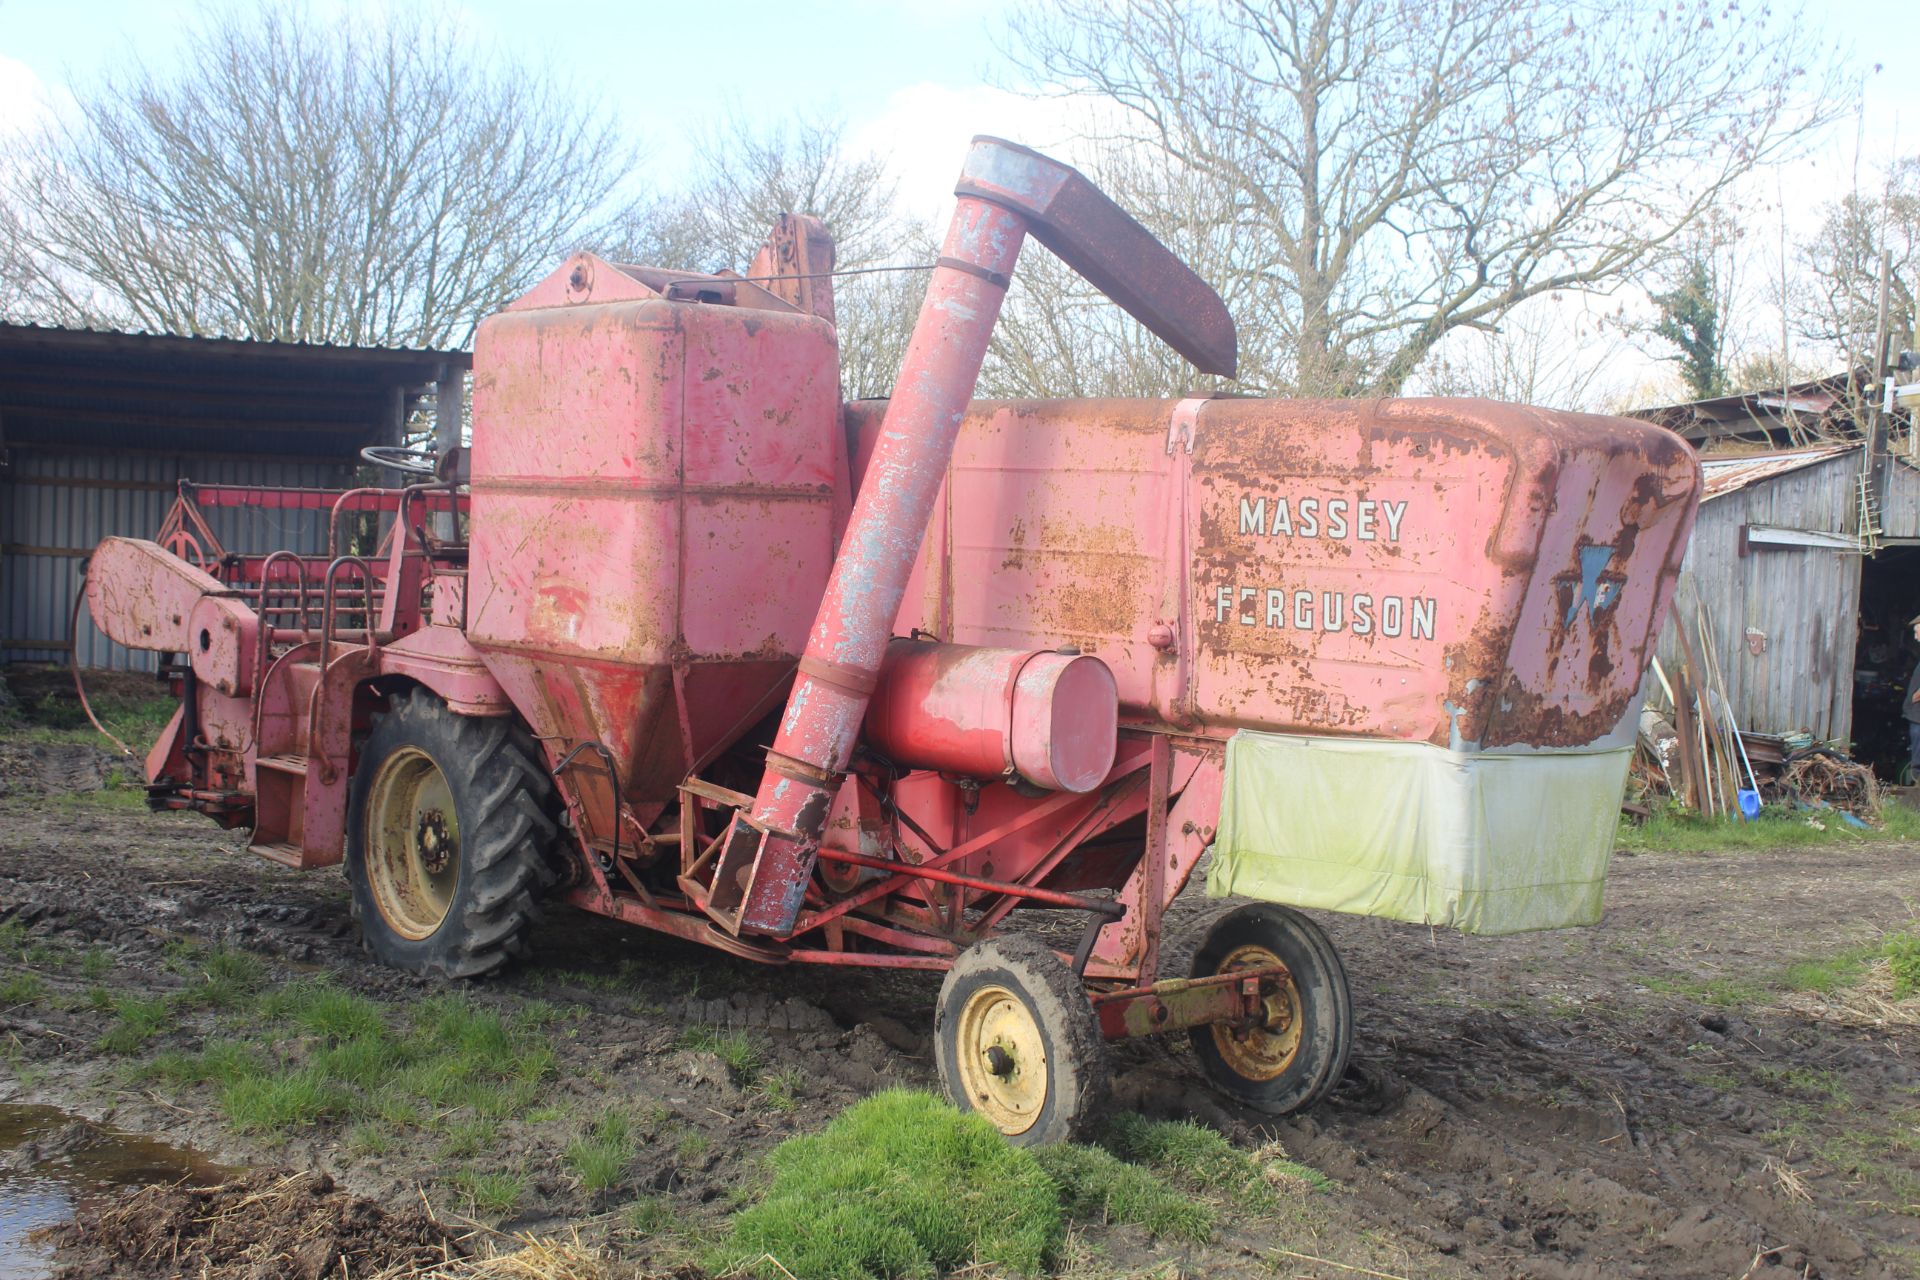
[360,445,439,475]
[346,689,560,978]
[936,934,1109,1146]
[1186,902,1352,1115]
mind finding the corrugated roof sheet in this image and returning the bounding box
[1699,443,1859,500]
[0,320,471,365]
[0,321,464,457]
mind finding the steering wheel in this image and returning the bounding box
[360,445,439,475]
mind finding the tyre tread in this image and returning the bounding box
[346,689,561,980]
[935,933,1110,1145]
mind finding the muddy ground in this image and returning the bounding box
[1,730,1917,1278]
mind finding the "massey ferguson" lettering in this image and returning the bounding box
[1214,586,1437,638]
[1239,495,1406,541]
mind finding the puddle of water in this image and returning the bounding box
[0,1102,225,1280]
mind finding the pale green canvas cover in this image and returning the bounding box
[1207,731,1631,935]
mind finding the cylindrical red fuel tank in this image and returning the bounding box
[863,638,1119,793]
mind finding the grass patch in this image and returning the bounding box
[1619,800,1920,853]
[131,977,556,1150]
[622,1196,677,1237]
[713,1095,1326,1278]
[1101,1113,1328,1210]
[265,980,388,1042]
[454,1168,525,1218]
[679,1025,762,1083]
[4,665,178,754]
[756,1066,805,1114]
[173,946,266,1011]
[346,1122,394,1157]
[1639,973,1765,1007]
[148,1039,262,1088]
[223,1065,349,1132]
[566,1110,635,1193]
[98,995,171,1054]
[80,948,112,980]
[1755,1065,1852,1107]
[1781,947,1877,995]
[1772,933,1920,1004]
[439,1116,501,1159]
[1032,1143,1212,1242]
[1887,934,1920,999]
[48,785,150,811]
[717,1090,1063,1279]
[0,972,47,1006]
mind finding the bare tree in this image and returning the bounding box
[0,197,30,319]
[1797,157,1919,369]
[1417,298,1616,411]
[602,112,932,398]
[3,7,627,348]
[1003,0,1843,397]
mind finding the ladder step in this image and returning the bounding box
[257,754,309,777]
[248,840,306,868]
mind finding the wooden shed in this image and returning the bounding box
[1651,443,1868,743]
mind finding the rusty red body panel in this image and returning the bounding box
[464,252,843,819]
[860,396,1698,753]
[82,135,1700,1087]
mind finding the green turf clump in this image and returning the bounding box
[1031,1142,1212,1242]
[720,1090,1062,1279]
[222,1064,348,1133]
[1886,934,1920,1000]
[1102,1113,1280,1211]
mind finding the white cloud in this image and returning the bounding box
[0,54,54,137]
[850,81,1097,230]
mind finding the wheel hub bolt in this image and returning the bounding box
[984,1045,1016,1077]
[416,810,452,874]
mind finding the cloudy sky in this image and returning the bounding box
[0,0,1049,211]
[2,0,1916,401]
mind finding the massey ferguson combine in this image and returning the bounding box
[85,139,1699,1143]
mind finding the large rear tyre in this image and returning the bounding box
[1185,903,1352,1115]
[345,689,560,978]
[935,935,1110,1146]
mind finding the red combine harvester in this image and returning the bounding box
[86,139,1700,1143]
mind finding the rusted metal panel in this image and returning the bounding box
[1700,444,1857,499]
[464,260,843,808]
[871,396,1698,753]
[85,538,231,654]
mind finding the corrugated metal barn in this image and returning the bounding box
[1650,444,1869,743]
[0,324,468,670]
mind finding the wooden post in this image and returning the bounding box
[1867,249,1893,497]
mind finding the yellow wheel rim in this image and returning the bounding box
[954,983,1048,1136]
[365,746,459,940]
[1208,944,1302,1082]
